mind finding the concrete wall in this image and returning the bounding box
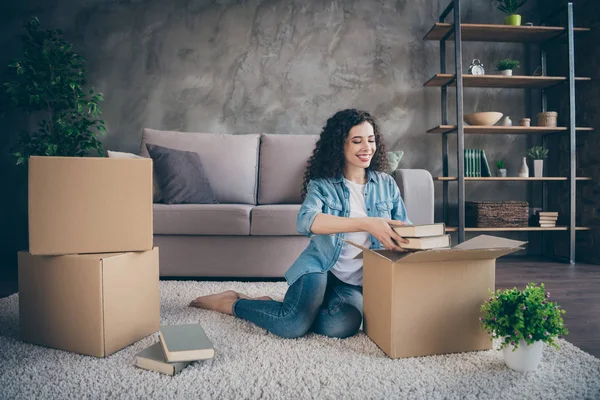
[0,0,542,277]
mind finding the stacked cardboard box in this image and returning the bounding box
[19,156,160,357]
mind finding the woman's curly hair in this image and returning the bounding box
[301,109,388,199]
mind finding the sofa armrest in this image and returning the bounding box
[393,169,434,225]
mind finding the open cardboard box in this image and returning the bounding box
[18,248,160,357]
[28,156,153,255]
[344,234,527,359]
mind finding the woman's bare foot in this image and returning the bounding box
[188,290,239,315]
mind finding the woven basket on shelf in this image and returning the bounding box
[536,111,558,127]
[466,201,529,228]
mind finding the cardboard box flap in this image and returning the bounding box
[394,247,520,263]
[453,234,527,250]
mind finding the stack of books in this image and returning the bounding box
[533,211,559,227]
[391,223,450,250]
[134,323,215,376]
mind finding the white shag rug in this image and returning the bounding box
[1,281,599,400]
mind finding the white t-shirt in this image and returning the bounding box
[331,179,370,286]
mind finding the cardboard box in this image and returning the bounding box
[18,248,160,357]
[347,235,526,359]
[28,156,153,255]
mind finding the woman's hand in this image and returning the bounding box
[362,218,410,252]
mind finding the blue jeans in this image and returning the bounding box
[232,272,363,339]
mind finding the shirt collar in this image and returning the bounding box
[332,169,379,185]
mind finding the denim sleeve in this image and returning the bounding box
[391,179,412,225]
[297,180,325,237]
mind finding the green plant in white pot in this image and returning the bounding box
[527,146,549,177]
[3,16,106,165]
[480,282,568,372]
[496,160,507,177]
[494,0,527,26]
[496,59,520,76]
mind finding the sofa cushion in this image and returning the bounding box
[145,143,218,205]
[141,129,260,204]
[250,205,302,236]
[387,151,404,173]
[258,133,319,204]
[153,204,253,235]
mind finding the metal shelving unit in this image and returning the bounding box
[424,1,592,264]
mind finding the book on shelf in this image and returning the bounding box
[537,211,559,217]
[159,323,215,363]
[400,234,451,250]
[464,149,492,177]
[134,342,192,376]
[392,223,445,238]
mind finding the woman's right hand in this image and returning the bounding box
[362,217,410,252]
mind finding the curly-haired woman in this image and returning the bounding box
[190,109,411,339]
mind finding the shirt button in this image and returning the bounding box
[367,208,371,211]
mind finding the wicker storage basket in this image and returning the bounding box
[466,201,529,228]
[536,111,558,127]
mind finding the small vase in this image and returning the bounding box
[498,168,507,177]
[500,116,512,126]
[503,339,544,372]
[504,14,522,26]
[518,157,529,177]
[499,69,513,76]
[534,160,544,177]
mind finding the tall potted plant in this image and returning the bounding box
[480,282,568,372]
[527,146,549,177]
[494,0,528,26]
[3,16,106,165]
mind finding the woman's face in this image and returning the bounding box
[343,121,376,170]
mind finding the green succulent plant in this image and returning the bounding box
[494,0,527,15]
[496,160,505,169]
[528,146,549,160]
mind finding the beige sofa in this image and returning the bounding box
[139,129,434,278]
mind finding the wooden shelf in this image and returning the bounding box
[423,23,590,43]
[435,177,592,181]
[424,74,591,89]
[445,226,591,232]
[426,125,594,135]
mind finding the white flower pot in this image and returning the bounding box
[534,160,544,177]
[500,69,513,76]
[503,339,544,372]
[498,169,507,177]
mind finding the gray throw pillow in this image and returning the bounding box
[145,143,218,205]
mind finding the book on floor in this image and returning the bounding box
[392,223,445,238]
[134,342,192,376]
[399,234,451,250]
[159,323,215,363]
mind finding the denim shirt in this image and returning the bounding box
[284,170,412,286]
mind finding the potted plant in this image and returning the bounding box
[496,160,507,177]
[494,0,528,26]
[496,59,520,76]
[527,146,549,177]
[480,282,568,372]
[3,16,106,165]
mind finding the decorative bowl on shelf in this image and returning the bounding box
[464,112,504,126]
